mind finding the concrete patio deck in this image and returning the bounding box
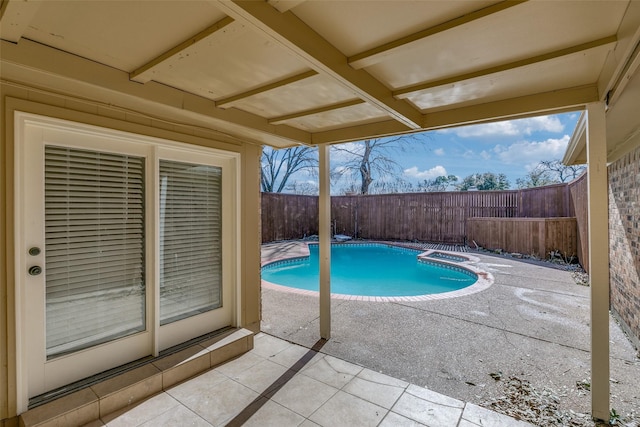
[76,240,638,426]
[261,241,640,424]
[94,333,534,426]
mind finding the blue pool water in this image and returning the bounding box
[262,244,477,297]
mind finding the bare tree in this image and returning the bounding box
[284,181,318,195]
[516,164,557,189]
[516,160,586,189]
[539,160,586,182]
[261,146,317,193]
[369,177,414,194]
[331,136,416,195]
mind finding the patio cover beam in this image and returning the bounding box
[597,0,640,101]
[311,85,598,145]
[214,0,423,131]
[318,144,331,340]
[267,0,307,14]
[130,16,236,84]
[603,37,640,110]
[586,101,610,422]
[311,119,413,146]
[393,36,618,99]
[0,38,311,147]
[215,70,318,108]
[348,0,528,70]
[562,4,640,166]
[423,85,599,129]
[268,99,365,125]
[0,0,42,43]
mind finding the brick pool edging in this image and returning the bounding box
[261,241,494,302]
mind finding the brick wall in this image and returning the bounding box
[608,145,640,349]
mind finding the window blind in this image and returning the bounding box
[159,160,222,325]
[44,146,146,358]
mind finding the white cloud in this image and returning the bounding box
[462,149,476,159]
[492,136,570,165]
[480,150,492,160]
[439,115,564,138]
[404,165,448,180]
[433,148,445,156]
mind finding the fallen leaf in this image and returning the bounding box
[489,371,503,381]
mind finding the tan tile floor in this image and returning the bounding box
[91,333,534,427]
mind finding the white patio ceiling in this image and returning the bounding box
[1,0,639,154]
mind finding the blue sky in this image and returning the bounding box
[397,111,581,188]
[278,111,582,193]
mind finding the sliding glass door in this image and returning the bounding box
[159,160,222,325]
[44,146,147,359]
[17,113,237,404]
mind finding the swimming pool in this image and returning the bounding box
[261,243,479,298]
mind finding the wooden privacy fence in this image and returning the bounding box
[261,193,318,242]
[466,175,588,266]
[331,191,521,243]
[517,183,573,217]
[261,174,589,267]
[467,217,578,259]
[262,179,584,241]
[262,190,524,243]
[568,173,588,271]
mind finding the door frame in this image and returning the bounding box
[14,112,241,413]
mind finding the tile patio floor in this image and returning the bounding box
[94,333,533,426]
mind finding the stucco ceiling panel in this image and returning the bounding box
[229,74,358,118]
[408,48,609,112]
[365,1,627,89]
[279,104,388,132]
[290,0,497,56]
[22,1,224,72]
[143,28,309,100]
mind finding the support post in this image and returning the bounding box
[318,144,331,339]
[586,101,610,421]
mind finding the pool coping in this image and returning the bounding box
[261,241,494,302]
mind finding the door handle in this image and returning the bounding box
[28,266,42,276]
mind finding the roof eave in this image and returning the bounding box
[563,111,587,165]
